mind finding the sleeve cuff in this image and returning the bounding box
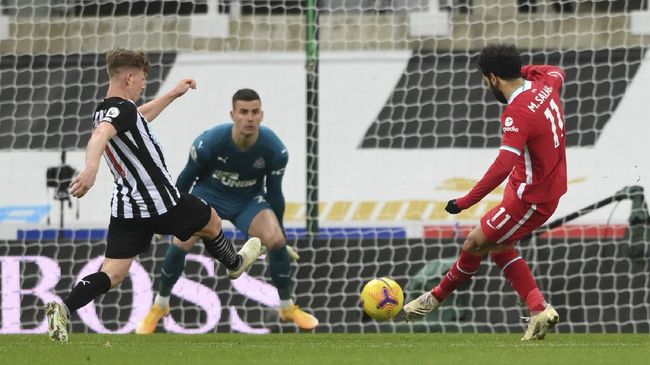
[499,145,521,156]
[455,196,470,210]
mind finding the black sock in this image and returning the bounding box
[63,271,112,313]
[203,231,241,270]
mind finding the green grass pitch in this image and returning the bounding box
[1,334,648,365]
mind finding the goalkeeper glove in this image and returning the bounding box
[445,199,462,214]
[286,245,300,261]
[262,245,301,261]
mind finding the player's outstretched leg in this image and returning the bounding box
[45,302,70,342]
[270,246,318,330]
[404,250,482,321]
[226,237,263,279]
[522,304,559,341]
[46,270,112,341]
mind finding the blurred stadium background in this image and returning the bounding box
[0,0,649,335]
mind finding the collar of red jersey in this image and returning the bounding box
[508,80,532,105]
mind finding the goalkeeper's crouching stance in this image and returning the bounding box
[403,44,566,341]
[136,88,318,333]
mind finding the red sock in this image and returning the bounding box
[431,250,483,302]
[491,249,546,312]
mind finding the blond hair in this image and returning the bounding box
[106,48,150,77]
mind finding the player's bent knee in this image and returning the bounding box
[463,239,489,255]
[199,209,224,238]
[462,236,481,252]
[100,258,133,288]
[259,229,285,250]
[173,237,197,251]
[103,270,127,288]
[210,209,224,230]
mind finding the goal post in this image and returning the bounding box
[306,0,319,235]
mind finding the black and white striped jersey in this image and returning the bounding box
[93,97,180,218]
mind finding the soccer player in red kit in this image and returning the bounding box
[404,44,567,341]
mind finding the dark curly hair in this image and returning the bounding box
[477,44,522,80]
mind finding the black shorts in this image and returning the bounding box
[105,193,211,259]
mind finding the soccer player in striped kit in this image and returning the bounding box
[404,44,567,341]
[45,49,263,342]
[137,89,318,333]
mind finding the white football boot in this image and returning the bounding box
[403,292,441,322]
[45,302,70,342]
[227,237,263,279]
[521,304,559,341]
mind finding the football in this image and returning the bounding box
[360,277,404,321]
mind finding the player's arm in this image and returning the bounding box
[70,103,135,198]
[138,78,197,123]
[265,173,286,227]
[176,158,202,194]
[447,149,518,213]
[520,65,566,90]
[69,122,116,198]
[447,110,526,214]
[176,137,209,193]
[265,149,289,227]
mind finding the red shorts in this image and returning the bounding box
[480,191,559,245]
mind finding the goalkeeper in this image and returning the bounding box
[137,88,318,332]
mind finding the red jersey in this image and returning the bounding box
[502,65,567,203]
[456,65,567,209]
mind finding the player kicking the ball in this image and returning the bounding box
[404,44,567,341]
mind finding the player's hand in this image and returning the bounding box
[172,78,197,98]
[69,167,98,198]
[445,199,462,214]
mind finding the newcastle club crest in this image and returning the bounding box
[253,157,265,169]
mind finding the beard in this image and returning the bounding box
[489,83,508,104]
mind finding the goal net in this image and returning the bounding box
[1,0,649,334]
